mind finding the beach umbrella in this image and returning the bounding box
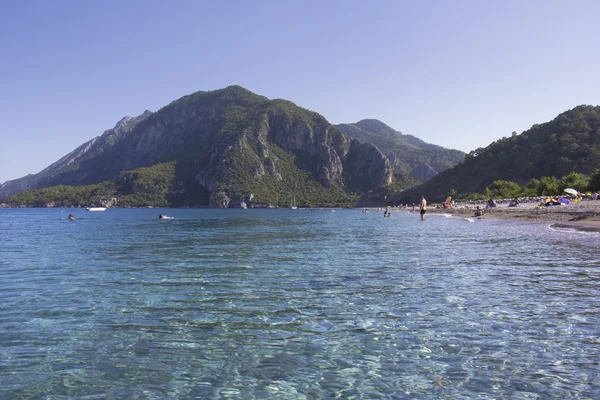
[564,188,578,195]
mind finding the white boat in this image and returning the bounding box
[290,197,297,210]
[86,207,107,211]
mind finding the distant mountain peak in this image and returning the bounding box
[221,84,251,92]
[336,119,465,183]
[110,110,153,133]
[356,119,400,133]
[114,116,135,130]
[1,85,393,207]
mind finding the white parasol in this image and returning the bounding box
[564,188,578,195]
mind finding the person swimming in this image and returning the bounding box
[68,214,75,220]
[159,215,166,219]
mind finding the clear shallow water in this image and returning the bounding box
[1,208,599,399]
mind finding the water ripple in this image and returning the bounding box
[1,208,599,398]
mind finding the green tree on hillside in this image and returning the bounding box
[589,168,600,191]
[538,176,560,196]
[559,172,588,193]
[524,178,541,196]
[486,180,521,199]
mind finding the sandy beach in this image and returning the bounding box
[428,199,600,231]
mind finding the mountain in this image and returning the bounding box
[336,119,465,182]
[398,105,600,203]
[1,86,392,208]
[0,111,153,198]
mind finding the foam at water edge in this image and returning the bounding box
[548,223,600,235]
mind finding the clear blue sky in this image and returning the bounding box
[1,0,598,183]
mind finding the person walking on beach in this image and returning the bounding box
[419,195,427,221]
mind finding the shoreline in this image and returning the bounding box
[3,203,600,231]
[426,201,600,231]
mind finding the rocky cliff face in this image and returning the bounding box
[409,164,439,182]
[336,119,465,183]
[1,86,392,206]
[343,141,393,189]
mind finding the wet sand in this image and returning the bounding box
[428,200,600,231]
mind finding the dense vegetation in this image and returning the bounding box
[461,169,600,201]
[7,166,597,209]
[399,105,600,203]
[2,182,118,208]
[392,170,600,206]
[2,163,184,208]
[1,151,361,208]
[337,119,465,179]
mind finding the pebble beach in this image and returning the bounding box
[431,199,600,230]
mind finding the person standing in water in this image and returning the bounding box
[419,195,427,221]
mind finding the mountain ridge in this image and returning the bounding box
[0,110,153,198]
[398,104,600,203]
[5,87,596,208]
[0,86,393,207]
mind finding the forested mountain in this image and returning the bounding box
[5,87,597,208]
[336,119,465,182]
[1,86,393,208]
[398,105,600,203]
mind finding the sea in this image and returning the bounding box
[1,208,599,399]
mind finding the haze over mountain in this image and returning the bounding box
[0,86,393,208]
[336,119,465,182]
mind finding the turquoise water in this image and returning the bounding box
[1,208,599,399]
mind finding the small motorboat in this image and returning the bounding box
[86,207,107,211]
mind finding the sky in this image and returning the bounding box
[1,0,599,183]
